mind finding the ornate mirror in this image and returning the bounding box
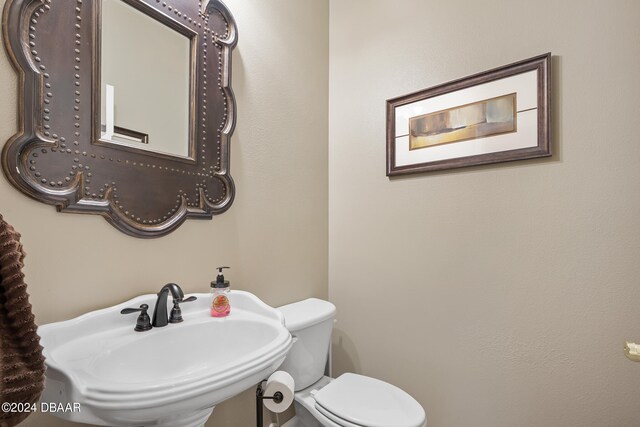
[2,0,237,237]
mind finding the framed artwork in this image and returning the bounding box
[386,53,551,176]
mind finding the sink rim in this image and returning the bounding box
[45,312,289,392]
[81,315,283,388]
[39,290,293,411]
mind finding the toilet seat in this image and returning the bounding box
[315,404,365,427]
[312,373,426,427]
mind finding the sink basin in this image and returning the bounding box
[38,291,292,427]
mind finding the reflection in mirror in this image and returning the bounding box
[100,0,191,157]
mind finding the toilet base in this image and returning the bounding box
[288,376,341,427]
[281,415,301,427]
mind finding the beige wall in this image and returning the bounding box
[329,1,640,427]
[0,0,328,426]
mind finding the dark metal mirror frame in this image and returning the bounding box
[2,0,237,238]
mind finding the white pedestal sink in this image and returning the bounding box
[38,291,292,427]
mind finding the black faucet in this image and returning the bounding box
[152,283,196,327]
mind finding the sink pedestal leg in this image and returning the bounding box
[146,407,214,427]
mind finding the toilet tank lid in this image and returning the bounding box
[278,298,336,332]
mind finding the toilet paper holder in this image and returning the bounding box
[256,381,284,427]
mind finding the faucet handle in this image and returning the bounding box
[121,304,152,332]
[170,295,197,323]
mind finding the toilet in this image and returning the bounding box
[277,298,426,427]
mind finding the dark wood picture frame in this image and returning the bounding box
[2,0,237,238]
[386,53,551,176]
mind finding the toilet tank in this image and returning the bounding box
[277,298,336,391]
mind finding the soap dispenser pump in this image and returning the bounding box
[210,266,231,317]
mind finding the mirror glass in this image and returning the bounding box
[100,0,191,157]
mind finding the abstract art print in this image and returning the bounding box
[409,93,517,150]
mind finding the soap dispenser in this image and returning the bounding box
[210,266,231,317]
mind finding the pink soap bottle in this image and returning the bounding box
[210,266,231,317]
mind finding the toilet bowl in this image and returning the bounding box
[278,299,426,427]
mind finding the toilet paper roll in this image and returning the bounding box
[263,371,295,413]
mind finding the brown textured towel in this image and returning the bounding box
[0,215,45,427]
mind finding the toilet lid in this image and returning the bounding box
[313,373,426,427]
